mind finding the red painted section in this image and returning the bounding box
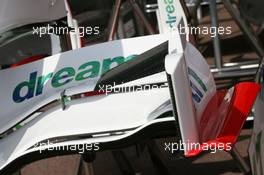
[80,36,85,48]
[198,89,228,142]
[10,55,46,68]
[218,82,260,143]
[185,82,260,157]
[82,91,106,97]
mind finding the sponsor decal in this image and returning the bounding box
[188,67,208,103]
[12,55,137,103]
[163,0,177,29]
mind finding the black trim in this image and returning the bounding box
[95,41,168,90]
[166,74,183,154]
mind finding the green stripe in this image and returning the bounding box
[188,67,207,92]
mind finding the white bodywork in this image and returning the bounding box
[0,88,171,170]
[157,0,188,40]
[0,0,67,34]
[0,31,211,169]
[0,1,193,171]
[165,41,216,154]
[0,34,169,135]
[0,33,174,171]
